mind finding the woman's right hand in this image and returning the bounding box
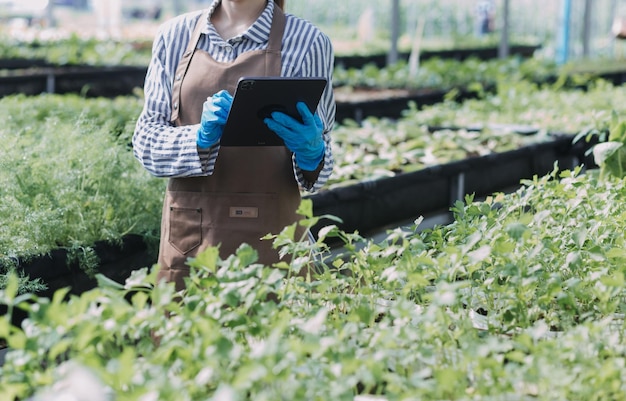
[197,90,233,148]
[264,102,325,171]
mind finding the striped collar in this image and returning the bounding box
[203,0,275,45]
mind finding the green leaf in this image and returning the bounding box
[187,246,221,273]
[592,141,623,177]
[296,198,314,219]
[608,119,626,142]
[468,245,491,264]
[95,273,125,290]
[606,247,626,261]
[3,273,19,301]
[234,243,259,267]
[505,350,527,364]
[48,338,73,361]
[505,222,528,241]
[572,229,588,249]
[355,303,373,324]
[600,272,624,287]
[316,224,343,242]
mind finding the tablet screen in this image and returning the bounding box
[220,76,327,147]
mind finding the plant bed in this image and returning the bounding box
[0,133,586,302]
[0,55,550,106]
[0,234,156,330]
[5,234,155,300]
[0,35,152,68]
[1,164,626,400]
[334,86,485,123]
[6,54,618,120]
[0,63,475,113]
[334,44,541,69]
[1,81,620,296]
[0,57,50,70]
[587,69,626,86]
[0,93,164,297]
[0,35,539,71]
[333,56,560,93]
[0,65,148,97]
[0,130,585,304]
[307,133,587,238]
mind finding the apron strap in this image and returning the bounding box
[266,5,285,53]
[265,5,285,72]
[170,9,208,124]
[170,4,286,124]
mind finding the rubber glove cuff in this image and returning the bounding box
[196,90,233,149]
[294,142,325,171]
[197,126,219,149]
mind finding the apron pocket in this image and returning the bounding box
[164,191,289,260]
[168,206,202,255]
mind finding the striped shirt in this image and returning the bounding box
[132,0,335,192]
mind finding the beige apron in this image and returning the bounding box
[157,6,303,290]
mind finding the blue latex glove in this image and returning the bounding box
[196,89,233,149]
[264,102,325,171]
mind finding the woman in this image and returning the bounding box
[132,0,335,290]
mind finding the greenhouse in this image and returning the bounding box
[1,0,626,400]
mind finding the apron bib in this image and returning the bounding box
[157,6,303,290]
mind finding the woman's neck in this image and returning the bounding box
[211,0,268,40]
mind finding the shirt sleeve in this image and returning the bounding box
[294,30,336,193]
[132,24,218,178]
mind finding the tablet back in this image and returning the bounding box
[220,76,327,147]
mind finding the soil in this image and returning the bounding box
[334,87,412,103]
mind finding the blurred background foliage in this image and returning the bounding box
[1,0,625,61]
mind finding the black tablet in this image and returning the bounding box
[220,76,328,147]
